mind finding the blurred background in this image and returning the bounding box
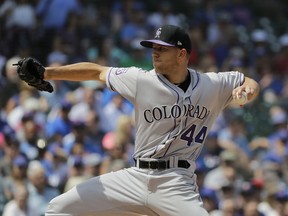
[0,0,288,215]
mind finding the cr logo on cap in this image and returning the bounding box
[155,28,162,38]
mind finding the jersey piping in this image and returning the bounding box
[150,73,180,158]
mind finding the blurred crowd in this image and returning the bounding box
[0,0,288,215]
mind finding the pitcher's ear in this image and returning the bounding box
[178,49,187,58]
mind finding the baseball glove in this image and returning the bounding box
[13,57,54,93]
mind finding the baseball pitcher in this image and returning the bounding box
[14,25,260,216]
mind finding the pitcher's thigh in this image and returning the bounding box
[45,169,152,216]
[46,176,108,215]
[177,202,209,216]
[150,194,209,216]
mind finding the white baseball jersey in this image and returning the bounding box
[45,67,244,216]
[106,67,244,161]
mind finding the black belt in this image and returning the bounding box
[135,159,190,170]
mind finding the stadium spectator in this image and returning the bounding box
[2,154,29,201]
[2,183,37,216]
[26,160,60,216]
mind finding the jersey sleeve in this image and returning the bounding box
[216,71,245,105]
[106,66,142,103]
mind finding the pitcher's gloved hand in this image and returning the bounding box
[13,57,54,93]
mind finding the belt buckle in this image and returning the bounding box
[149,161,158,169]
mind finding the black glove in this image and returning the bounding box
[13,57,54,93]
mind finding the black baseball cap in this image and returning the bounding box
[140,25,192,53]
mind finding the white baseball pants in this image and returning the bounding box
[45,167,209,216]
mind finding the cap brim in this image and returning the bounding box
[140,39,175,48]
